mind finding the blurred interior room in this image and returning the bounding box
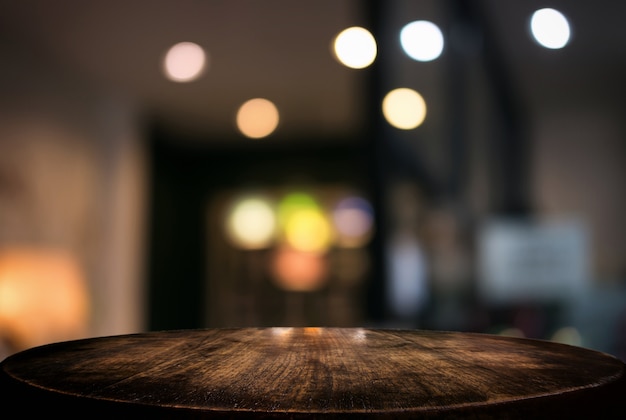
[0,0,625,361]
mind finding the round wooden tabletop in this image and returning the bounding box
[1,328,625,418]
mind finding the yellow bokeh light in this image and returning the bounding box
[284,208,333,253]
[333,26,377,69]
[382,88,427,129]
[162,42,207,82]
[225,195,277,249]
[236,98,280,139]
[277,192,333,253]
[278,193,318,229]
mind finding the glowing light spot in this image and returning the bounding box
[332,196,374,248]
[277,192,333,253]
[333,27,377,69]
[278,193,318,227]
[225,195,277,249]
[163,42,207,82]
[388,234,428,318]
[236,98,280,139]
[382,88,427,129]
[352,328,367,341]
[400,20,444,62]
[304,327,323,335]
[551,326,582,347]
[271,247,328,292]
[285,208,333,253]
[271,327,293,338]
[0,248,90,351]
[530,8,571,49]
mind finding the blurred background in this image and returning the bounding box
[0,0,625,361]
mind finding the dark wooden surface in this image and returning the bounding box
[1,328,625,418]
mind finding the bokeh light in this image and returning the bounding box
[278,193,319,228]
[530,8,571,49]
[333,26,377,69]
[284,209,332,253]
[388,233,428,318]
[236,98,280,139]
[225,195,277,249]
[0,248,90,351]
[163,42,207,82]
[271,247,328,292]
[400,20,444,62]
[332,196,374,248]
[278,192,333,253]
[382,88,427,129]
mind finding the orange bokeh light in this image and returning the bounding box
[271,247,328,292]
[0,247,90,352]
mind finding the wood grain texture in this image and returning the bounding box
[1,327,625,418]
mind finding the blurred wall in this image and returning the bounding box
[532,108,626,282]
[0,36,148,353]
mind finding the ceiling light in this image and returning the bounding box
[163,42,208,82]
[236,98,280,139]
[333,27,377,69]
[382,88,427,129]
[400,21,444,62]
[530,8,571,49]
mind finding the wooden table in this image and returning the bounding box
[1,328,625,418]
